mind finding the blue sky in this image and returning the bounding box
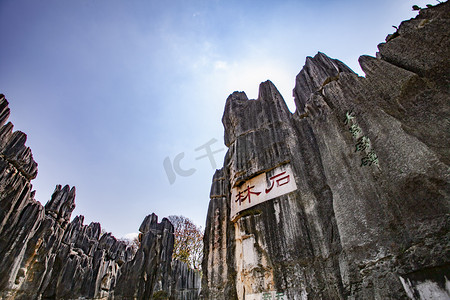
[0,0,433,238]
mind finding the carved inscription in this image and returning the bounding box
[231,165,297,220]
[344,111,379,167]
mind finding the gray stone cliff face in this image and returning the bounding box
[202,3,449,299]
[0,96,201,299]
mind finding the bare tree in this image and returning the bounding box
[167,215,203,270]
[117,235,140,255]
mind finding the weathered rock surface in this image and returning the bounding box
[203,2,449,299]
[0,93,201,299]
[171,260,201,300]
[113,214,174,299]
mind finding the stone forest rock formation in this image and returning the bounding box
[202,2,449,300]
[0,106,201,297]
[0,2,449,300]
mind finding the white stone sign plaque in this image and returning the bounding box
[231,164,297,221]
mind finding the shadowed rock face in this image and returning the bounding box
[202,2,449,300]
[113,214,174,300]
[0,94,201,299]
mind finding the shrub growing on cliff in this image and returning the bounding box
[168,215,203,270]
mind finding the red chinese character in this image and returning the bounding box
[235,190,246,205]
[235,185,261,205]
[265,171,290,193]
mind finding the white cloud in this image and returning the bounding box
[205,58,297,112]
[123,232,139,240]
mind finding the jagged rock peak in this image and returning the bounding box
[222,80,292,147]
[0,93,200,299]
[86,221,101,239]
[113,213,176,299]
[44,184,76,223]
[0,95,37,180]
[0,95,11,127]
[139,212,159,233]
[293,52,354,113]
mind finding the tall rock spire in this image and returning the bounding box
[203,2,450,299]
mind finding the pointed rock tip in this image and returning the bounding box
[139,213,159,233]
[54,184,62,193]
[226,91,248,102]
[358,55,377,75]
[160,217,174,230]
[258,80,285,103]
[258,79,275,89]
[305,52,327,63]
[55,184,76,197]
[73,215,85,224]
[212,168,224,180]
[258,79,277,90]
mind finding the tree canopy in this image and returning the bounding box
[167,215,203,270]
